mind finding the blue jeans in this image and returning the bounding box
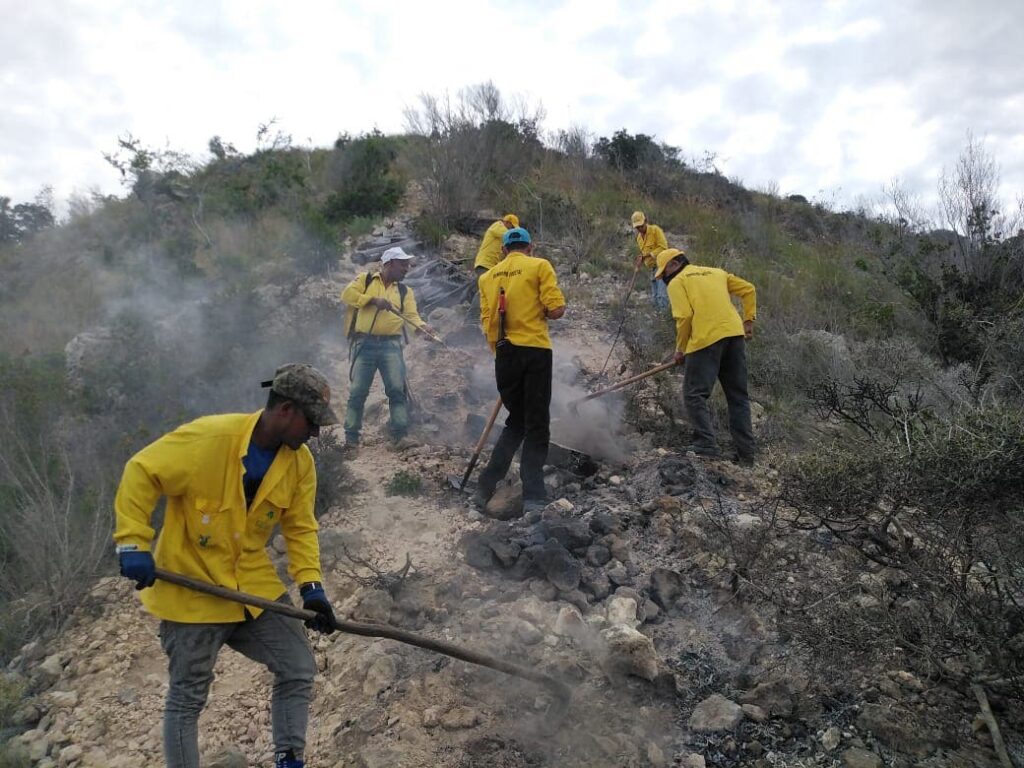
[345,337,408,442]
[159,597,315,768]
[651,274,669,310]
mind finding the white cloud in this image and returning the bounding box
[1,0,1021,215]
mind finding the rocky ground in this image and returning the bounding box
[5,216,1022,767]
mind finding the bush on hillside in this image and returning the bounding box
[0,354,113,660]
[403,82,545,229]
[323,132,404,222]
[779,404,1024,692]
[0,195,54,246]
[593,129,688,200]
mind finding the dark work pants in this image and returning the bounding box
[683,335,756,458]
[478,344,553,501]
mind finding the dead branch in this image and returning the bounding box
[971,683,1016,768]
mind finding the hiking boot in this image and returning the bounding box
[340,442,360,459]
[732,452,756,468]
[683,444,720,458]
[472,484,495,511]
[274,750,304,768]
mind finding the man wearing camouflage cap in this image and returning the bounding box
[113,363,338,768]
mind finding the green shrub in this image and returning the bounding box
[0,676,25,729]
[323,132,403,223]
[310,432,355,515]
[386,470,422,497]
[0,744,30,768]
[412,213,450,248]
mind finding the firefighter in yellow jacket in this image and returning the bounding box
[632,210,670,310]
[655,248,757,464]
[113,363,338,768]
[473,213,519,275]
[475,226,566,514]
[340,247,434,450]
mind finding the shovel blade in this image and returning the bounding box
[447,473,476,492]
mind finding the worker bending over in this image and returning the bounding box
[113,364,339,768]
[473,213,519,276]
[655,248,757,465]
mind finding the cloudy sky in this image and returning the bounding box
[2,0,1022,214]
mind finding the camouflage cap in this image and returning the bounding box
[260,363,339,426]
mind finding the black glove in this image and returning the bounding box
[299,582,336,634]
[118,549,156,590]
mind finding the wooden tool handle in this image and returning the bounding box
[154,568,571,702]
[571,360,679,407]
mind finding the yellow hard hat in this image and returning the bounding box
[630,210,646,227]
[502,213,520,228]
[653,248,685,279]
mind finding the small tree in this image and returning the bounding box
[937,132,1017,281]
[323,131,403,221]
[0,192,55,245]
[403,81,545,228]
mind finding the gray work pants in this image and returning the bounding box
[683,335,756,458]
[159,597,315,768]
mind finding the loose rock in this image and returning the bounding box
[689,694,744,732]
[601,625,658,681]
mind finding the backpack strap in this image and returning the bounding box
[346,272,373,339]
[397,283,409,343]
[348,273,410,341]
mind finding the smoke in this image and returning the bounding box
[435,336,633,465]
[550,351,633,465]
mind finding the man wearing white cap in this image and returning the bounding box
[340,247,433,450]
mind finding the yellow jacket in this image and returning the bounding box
[473,220,509,271]
[667,265,756,354]
[341,272,425,337]
[479,252,565,351]
[636,224,668,268]
[113,412,321,623]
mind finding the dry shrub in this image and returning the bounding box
[0,399,112,659]
[779,405,1024,695]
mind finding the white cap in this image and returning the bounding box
[381,246,415,263]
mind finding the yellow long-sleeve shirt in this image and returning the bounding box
[667,265,756,354]
[479,252,566,351]
[113,411,321,623]
[636,224,668,268]
[473,220,510,271]
[341,272,425,336]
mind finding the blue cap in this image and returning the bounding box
[502,227,531,247]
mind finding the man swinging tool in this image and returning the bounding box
[113,364,339,768]
[474,227,566,515]
[340,246,436,452]
[655,247,757,464]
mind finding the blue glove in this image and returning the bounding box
[300,582,336,634]
[118,550,156,590]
